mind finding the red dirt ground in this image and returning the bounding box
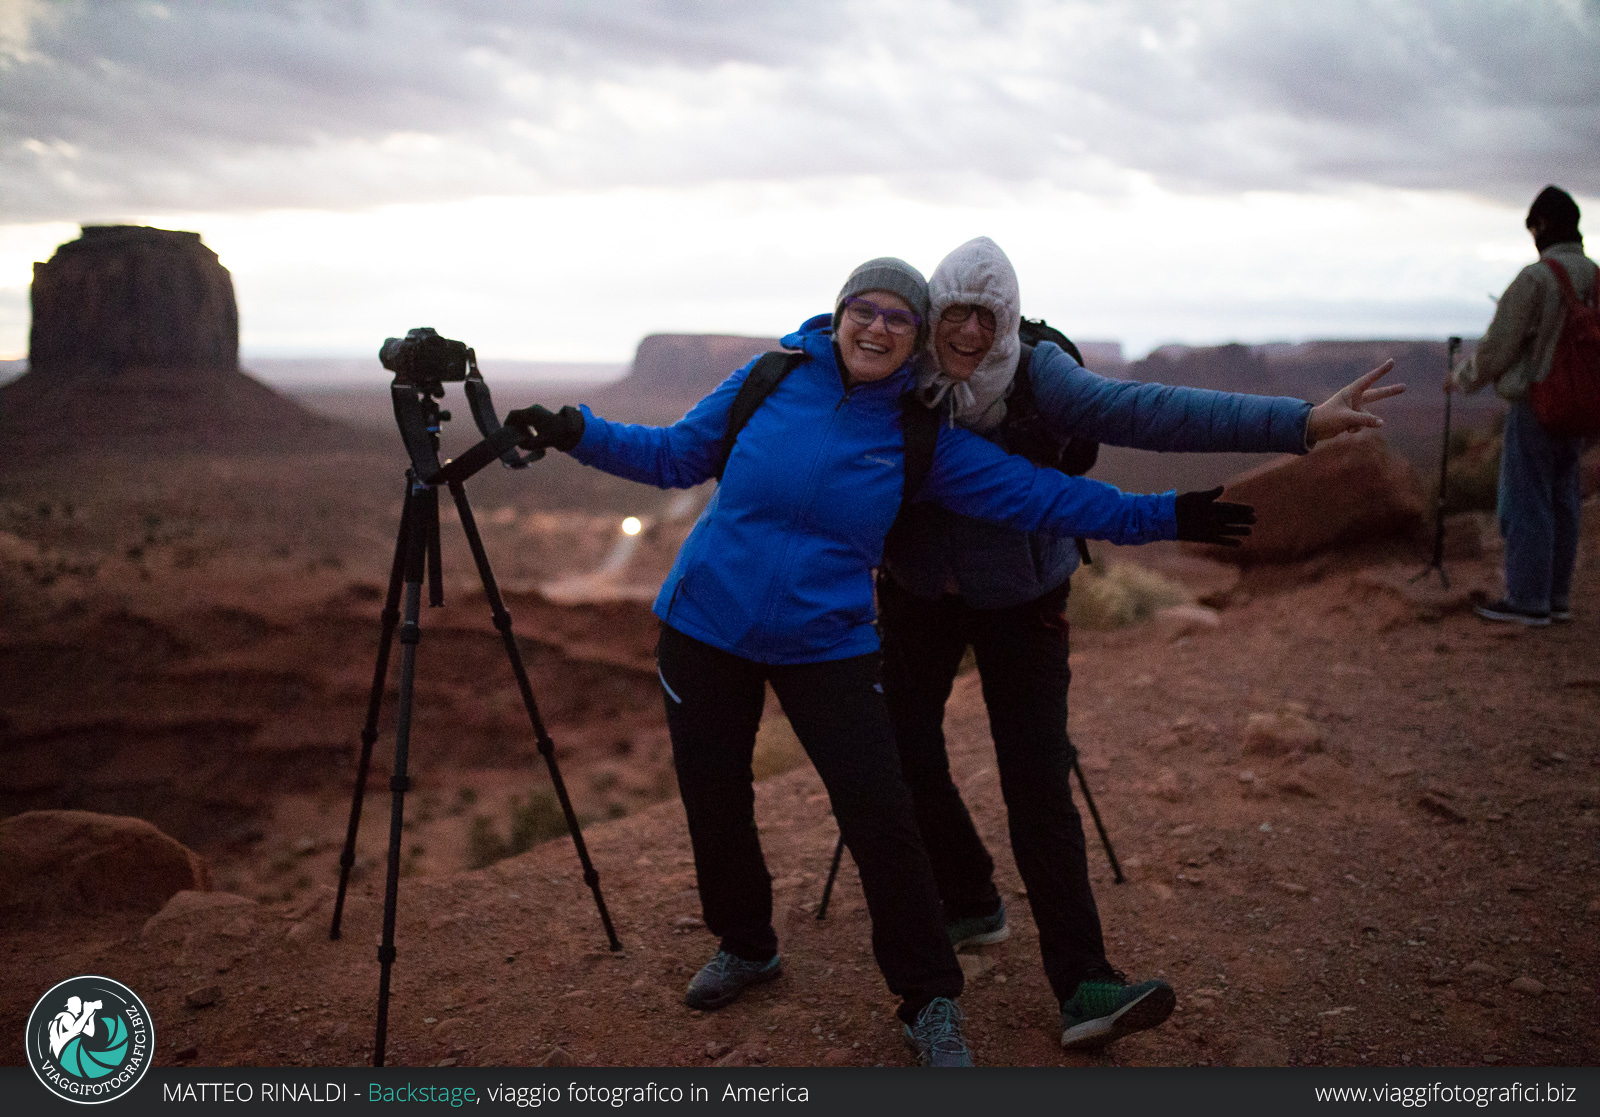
[2,456,1597,1068]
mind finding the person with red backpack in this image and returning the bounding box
[1452,185,1598,626]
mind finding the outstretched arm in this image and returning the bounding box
[1028,343,1313,454]
[1305,360,1405,446]
[506,361,755,489]
[920,423,1177,544]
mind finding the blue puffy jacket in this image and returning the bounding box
[885,341,1314,608]
[570,317,1178,664]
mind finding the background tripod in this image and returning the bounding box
[328,337,620,1067]
[1414,335,1463,588]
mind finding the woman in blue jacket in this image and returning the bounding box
[507,256,1247,1066]
[881,237,1404,1055]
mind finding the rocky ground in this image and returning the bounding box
[3,467,1597,1067]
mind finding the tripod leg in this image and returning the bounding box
[815,832,847,920]
[1415,341,1459,589]
[447,481,622,951]
[1435,384,1454,590]
[1071,748,1125,885]
[331,480,412,941]
[373,484,432,1067]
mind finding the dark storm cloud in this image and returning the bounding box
[2,0,1595,221]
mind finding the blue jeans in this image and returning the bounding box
[1498,400,1585,613]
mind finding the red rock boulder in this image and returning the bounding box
[1188,430,1425,563]
[0,810,210,923]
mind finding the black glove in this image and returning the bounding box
[504,404,585,452]
[1175,486,1256,547]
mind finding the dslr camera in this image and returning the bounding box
[381,326,538,482]
[380,327,469,386]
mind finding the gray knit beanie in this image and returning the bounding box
[833,257,931,341]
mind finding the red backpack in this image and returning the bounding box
[1529,256,1600,437]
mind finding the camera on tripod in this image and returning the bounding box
[380,327,538,482]
[334,326,622,1066]
[380,327,469,390]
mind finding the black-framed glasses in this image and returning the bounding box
[939,304,997,331]
[842,296,922,336]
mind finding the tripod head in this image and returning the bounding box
[381,328,545,608]
[382,327,543,485]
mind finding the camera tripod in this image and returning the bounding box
[1413,336,1463,589]
[329,352,620,1067]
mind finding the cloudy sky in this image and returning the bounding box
[2,0,1596,370]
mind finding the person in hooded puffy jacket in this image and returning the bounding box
[506,255,1252,1067]
[881,236,1405,1053]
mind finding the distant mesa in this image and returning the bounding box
[587,333,782,423]
[29,224,239,374]
[3,224,371,464]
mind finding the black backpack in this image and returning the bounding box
[1011,317,1100,478]
[1007,319,1099,564]
[712,351,941,519]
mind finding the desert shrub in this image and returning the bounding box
[465,790,569,869]
[508,791,568,851]
[1067,562,1192,630]
[1434,413,1503,515]
[752,715,807,781]
[466,815,508,869]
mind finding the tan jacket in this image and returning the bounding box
[1453,241,1598,400]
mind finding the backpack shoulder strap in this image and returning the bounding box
[1009,343,1037,416]
[1544,256,1600,311]
[897,393,940,511]
[1543,258,1579,304]
[714,350,805,480]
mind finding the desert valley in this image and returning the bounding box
[2,227,1597,1069]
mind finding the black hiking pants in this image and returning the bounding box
[878,572,1110,1005]
[656,623,964,1023]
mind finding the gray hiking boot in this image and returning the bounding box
[684,950,782,1010]
[903,997,974,1067]
[946,901,1010,952]
[1059,972,1176,1051]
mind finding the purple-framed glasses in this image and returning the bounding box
[842,296,922,336]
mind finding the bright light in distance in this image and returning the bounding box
[621,517,643,536]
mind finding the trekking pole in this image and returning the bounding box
[1070,742,1125,884]
[815,833,847,920]
[1412,336,1461,588]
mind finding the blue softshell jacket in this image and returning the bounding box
[570,317,1178,664]
[885,341,1314,608]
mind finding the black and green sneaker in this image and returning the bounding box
[1059,972,1175,1051]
